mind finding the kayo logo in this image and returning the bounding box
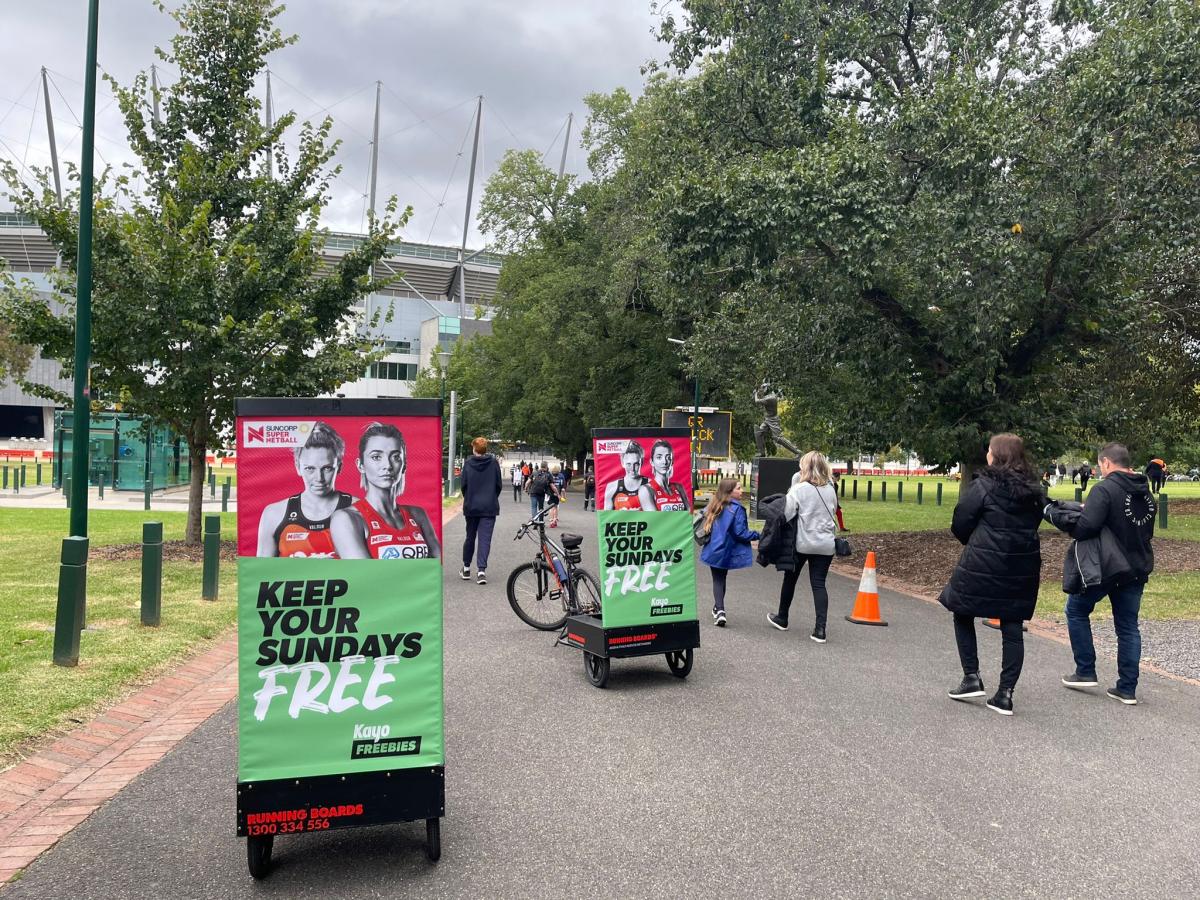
[353,723,390,743]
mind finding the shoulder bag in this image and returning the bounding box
[811,483,852,557]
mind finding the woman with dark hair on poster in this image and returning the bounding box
[941,433,1044,716]
[647,439,691,511]
[256,422,355,558]
[330,422,441,560]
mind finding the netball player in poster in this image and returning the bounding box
[256,422,355,558]
[602,439,655,511]
[330,422,442,559]
[647,438,691,511]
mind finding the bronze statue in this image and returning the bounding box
[754,381,800,458]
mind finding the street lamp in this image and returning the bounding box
[667,338,700,492]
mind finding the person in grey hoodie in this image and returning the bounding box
[1056,442,1156,704]
[768,451,841,643]
[460,436,503,585]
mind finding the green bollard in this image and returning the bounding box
[917,483,923,505]
[13,468,18,495]
[209,470,216,498]
[20,465,27,486]
[852,479,858,500]
[2,467,7,489]
[867,481,873,502]
[97,473,104,500]
[881,482,887,502]
[897,483,903,503]
[36,462,42,485]
[65,474,71,508]
[202,514,221,601]
[221,481,230,513]
[840,478,845,498]
[1159,493,1168,530]
[936,482,943,506]
[144,478,152,511]
[52,536,88,666]
[141,522,163,626]
[1075,487,1083,503]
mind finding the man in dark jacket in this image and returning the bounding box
[1058,443,1155,704]
[460,437,503,585]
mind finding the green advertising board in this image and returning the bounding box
[597,511,696,629]
[237,558,443,782]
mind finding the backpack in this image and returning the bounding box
[692,509,712,546]
[529,470,552,495]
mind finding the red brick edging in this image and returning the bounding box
[0,637,237,883]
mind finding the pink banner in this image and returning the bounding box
[593,434,692,512]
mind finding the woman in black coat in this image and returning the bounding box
[941,433,1045,716]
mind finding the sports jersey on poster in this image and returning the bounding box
[651,481,689,512]
[274,493,354,557]
[354,498,433,559]
[611,478,647,511]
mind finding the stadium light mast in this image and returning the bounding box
[557,112,572,180]
[368,80,381,220]
[54,0,100,667]
[41,67,63,203]
[458,95,482,318]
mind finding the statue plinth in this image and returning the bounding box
[750,456,800,518]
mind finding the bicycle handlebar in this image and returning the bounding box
[513,505,552,540]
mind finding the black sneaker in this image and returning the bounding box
[476,570,487,585]
[460,566,470,581]
[810,625,827,643]
[767,613,788,631]
[715,610,727,627]
[1107,687,1138,705]
[986,687,1014,716]
[1062,672,1099,690]
[948,673,985,701]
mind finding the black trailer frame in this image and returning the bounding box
[563,614,700,688]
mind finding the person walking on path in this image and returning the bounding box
[1078,461,1093,492]
[767,451,840,643]
[941,433,1045,716]
[1144,457,1165,493]
[460,437,503,585]
[1057,443,1156,704]
[511,465,524,502]
[698,478,760,627]
[547,465,564,527]
[527,461,554,520]
[583,469,596,511]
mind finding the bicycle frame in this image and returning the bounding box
[513,508,573,597]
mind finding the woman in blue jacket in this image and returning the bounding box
[699,477,760,627]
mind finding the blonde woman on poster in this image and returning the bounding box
[602,440,655,511]
[331,422,442,560]
[256,422,355,558]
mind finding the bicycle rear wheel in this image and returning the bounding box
[569,568,602,616]
[507,561,569,631]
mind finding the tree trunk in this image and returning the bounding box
[185,437,207,545]
[959,457,986,486]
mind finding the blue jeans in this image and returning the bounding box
[1065,582,1144,695]
[529,493,545,519]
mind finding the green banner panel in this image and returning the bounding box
[597,510,696,629]
[237,557,443,783]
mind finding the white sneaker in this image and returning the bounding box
[477,570,487,585]
[460,566,470,581]
[715,610,727,627]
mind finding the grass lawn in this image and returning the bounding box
[0,509,237,765]
[1037,573,1200,621]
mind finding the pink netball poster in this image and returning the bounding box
[235,399,443,560]
[591,429,693,512]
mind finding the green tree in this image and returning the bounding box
[0,270,33,382]
[2,0,405,541]
[642,0,1200,475]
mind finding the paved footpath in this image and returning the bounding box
[3,496,1198,898]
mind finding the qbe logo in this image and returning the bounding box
[243,421,313,448]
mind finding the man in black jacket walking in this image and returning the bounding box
[1058,443,1155,704]
[460,437,503,585]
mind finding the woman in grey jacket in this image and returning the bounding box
[768,451,840,642]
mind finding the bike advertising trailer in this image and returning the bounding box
[234,398,445,878]
[564,427,700,687]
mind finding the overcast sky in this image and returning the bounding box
[0,0,668,249]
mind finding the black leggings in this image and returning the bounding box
[953,614,1025,690]
[776,553,833,627]
[710,567,728,612]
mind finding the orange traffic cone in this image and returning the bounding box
[846,551,888,626]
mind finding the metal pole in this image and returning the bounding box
[201,514,221,601]
[53,1,99,667]
[458,96,482,318]
[150,64,160,126]
[692,372,700,494]
[557,112,572,179]
[141,521,162,626]
[445,390,457,498]
[368,80,381,220]
[41,67,63,204]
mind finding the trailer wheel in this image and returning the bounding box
[247,834,273,879]
[666,648,693,678]
[425,817,441,862]
[583,652,610,688]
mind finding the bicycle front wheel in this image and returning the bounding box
[507,561,569,631]
[569,567,602,616]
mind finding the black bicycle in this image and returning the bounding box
[507,507,601,630]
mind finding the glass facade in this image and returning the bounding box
[367,362,419,381]
[53,411,192,490]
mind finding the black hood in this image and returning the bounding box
[1102,470,1151,491]
[465,453,495,472]
[978,466,1044,510]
